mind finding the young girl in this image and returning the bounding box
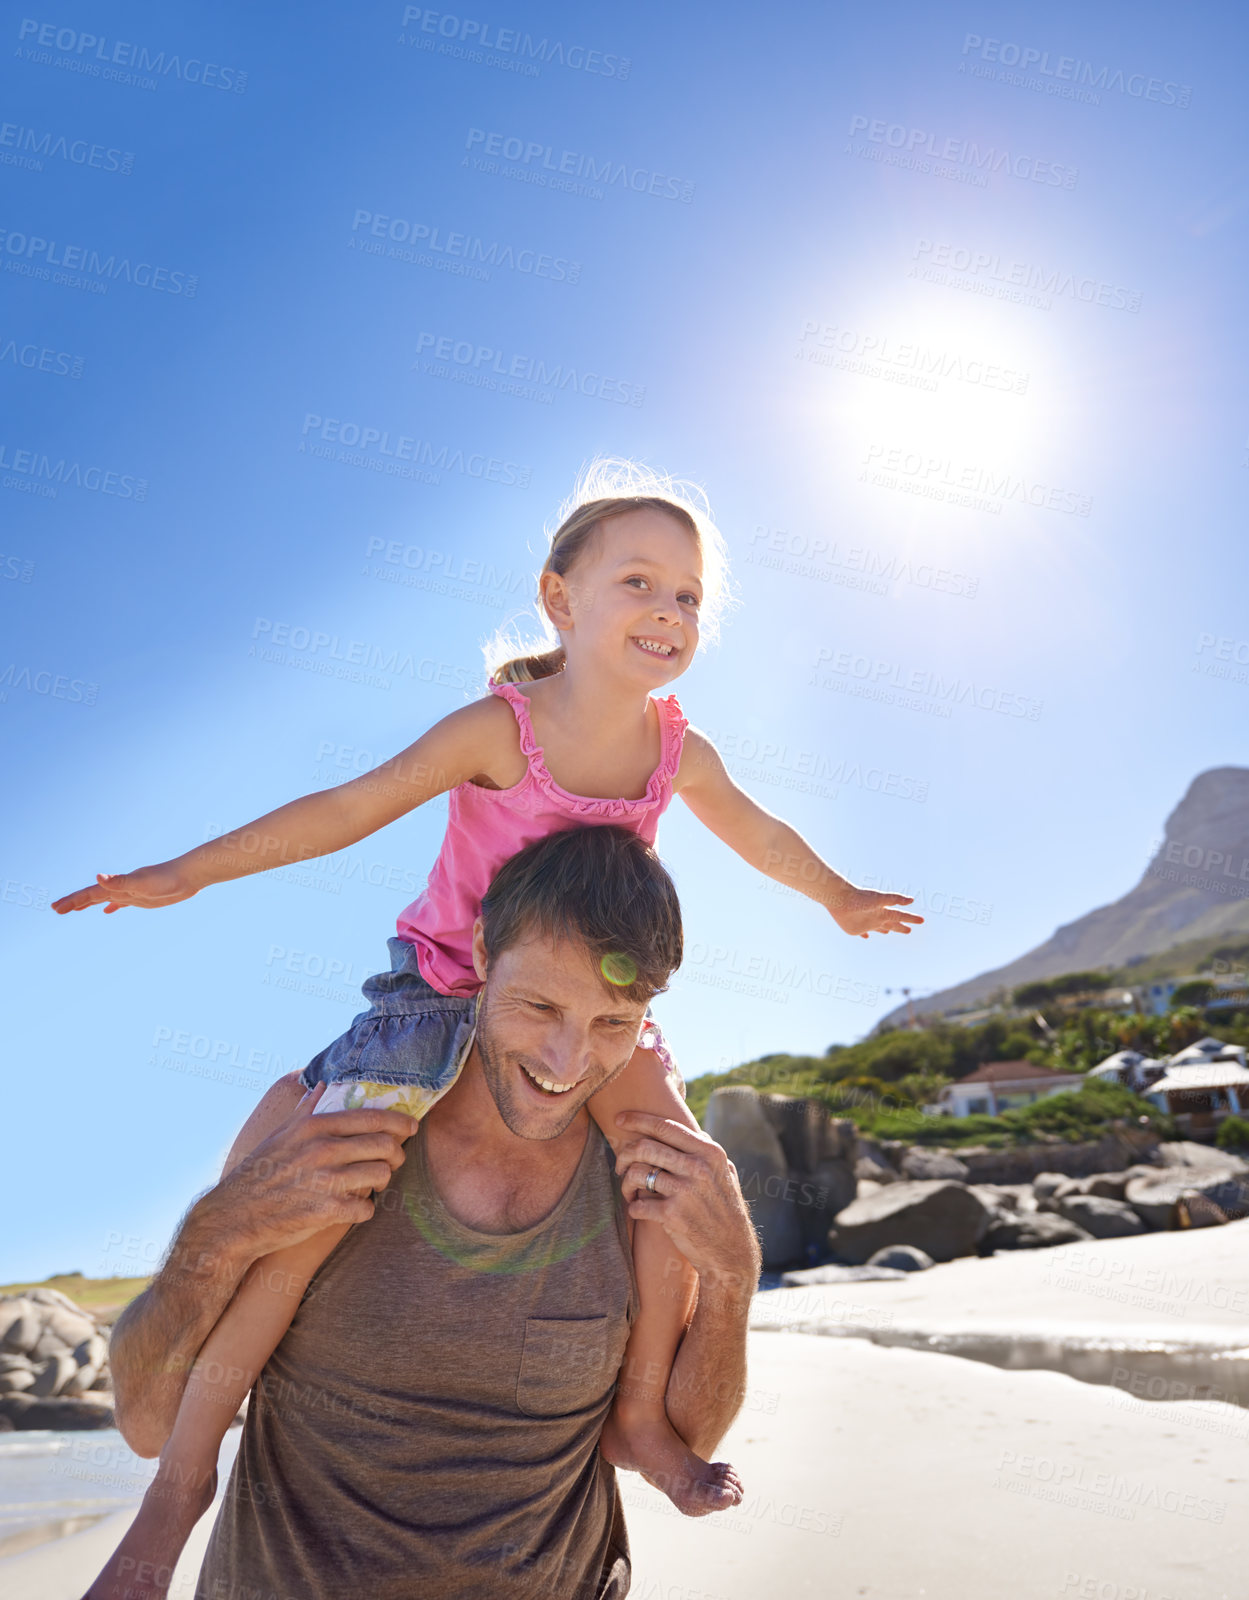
[57,460,921,1593]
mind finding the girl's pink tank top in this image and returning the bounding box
[395,680,689,997]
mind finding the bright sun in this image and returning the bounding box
[811,299,1063,478]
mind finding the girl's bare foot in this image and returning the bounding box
[599,1403,743,1517]
[81,1462,217,1599]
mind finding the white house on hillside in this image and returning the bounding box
[933,1060,1084,1118]
[1088,1049,1166,1092]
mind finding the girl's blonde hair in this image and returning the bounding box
[483,457,735,687]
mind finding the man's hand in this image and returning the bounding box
[108,1078,419,1458]
[204,1083,420,1264]
[52,861,199,914]
[828,885,923,940]
[613,1111,760,1298]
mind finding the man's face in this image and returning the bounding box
[470,921,651,1141]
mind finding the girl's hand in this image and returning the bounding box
[829,887,923,939]
[51,862,200,915]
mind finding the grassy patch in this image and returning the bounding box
[0,1272,151,1316]
[688,1063,1174,1149]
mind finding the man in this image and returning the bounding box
[108,825,761,1599]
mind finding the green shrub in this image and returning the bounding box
[1215,1115,1249,1152]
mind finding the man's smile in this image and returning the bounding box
[518,1058,577,1095]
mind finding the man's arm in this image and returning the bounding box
[612,1111,761,1460]
[110,1076,417,1456]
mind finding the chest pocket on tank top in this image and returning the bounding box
[516,1315,611,1418]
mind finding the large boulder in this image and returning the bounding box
[760,1094,856,1168]
[1125,1168,1248,1230]
[62,1333,109,1397]
[866,1245,934,1272]
[901,1148,970,1182]
[981,1212,1094,1251]
[747,1091,858,1259]
[0,1298,41,1355]
[1056,1195,1147,1239]
[1050,1171,1134,1203]
[855,1137,902,1174]
[32,1307,97,1362]
[828,1180,994,1264]
[972,1183,1037,1214]
[903,1124,1160,1184]
[1155,1141,1249,1175]
[0,1393,114,1430]
[0,1355,35,1393]
[703,1087,803,1268]
[31,1353,78,1398]
[1179,1193,1229,1228]
[779,1263,910,1286]
[24,1287,89,1314]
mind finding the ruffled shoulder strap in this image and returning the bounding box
[655,693,689,784]
[488,679,541,763]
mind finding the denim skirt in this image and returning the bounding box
[299,936,681,1117]
[299,937,478,1111]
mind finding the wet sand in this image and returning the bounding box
[5,1223,1246,1598]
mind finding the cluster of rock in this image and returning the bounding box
[703,1085,1249,1271]
[0,1289,114,1430]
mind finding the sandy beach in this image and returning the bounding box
[3,1223,1246,1599]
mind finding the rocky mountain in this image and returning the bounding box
[878,767,1249,1029]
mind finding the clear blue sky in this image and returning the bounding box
[3,2,1246,1281]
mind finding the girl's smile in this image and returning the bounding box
[547,507,704,683]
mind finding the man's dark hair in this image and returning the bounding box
[479,825,682,1003]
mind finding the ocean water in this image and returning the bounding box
[0,1429,157,1559]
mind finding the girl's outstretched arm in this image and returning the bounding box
[52,695,507,913]
[673,727,923,939]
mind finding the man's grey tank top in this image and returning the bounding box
[196,1120,639,1600]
